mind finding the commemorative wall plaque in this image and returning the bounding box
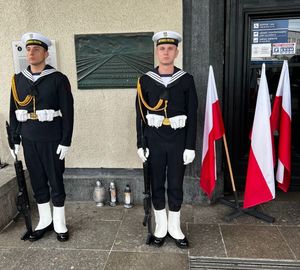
[75,32,154,89]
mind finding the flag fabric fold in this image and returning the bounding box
[200,66,225,198]
[270,60,292,192]
[243,63,275,209]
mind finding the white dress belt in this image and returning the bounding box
[15,109,62,122]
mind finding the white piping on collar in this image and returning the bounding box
[146,70,186,86]
[21,68,57,82]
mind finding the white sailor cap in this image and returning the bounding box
[152,31,182,46]
[21,32,52,50]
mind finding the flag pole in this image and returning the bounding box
[222,134,239,208]
[220,136,275,223]
[202,65,274,223]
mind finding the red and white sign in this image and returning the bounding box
[272,43,296,55]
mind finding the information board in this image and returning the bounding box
[12,40,58,74]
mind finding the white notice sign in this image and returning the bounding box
[12,40,58,74]
[251,43,272,58]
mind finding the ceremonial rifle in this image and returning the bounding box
[141,121,153,245]
[6,121,32,240]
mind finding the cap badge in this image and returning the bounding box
[163,32,168,37]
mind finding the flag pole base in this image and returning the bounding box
[219,197,275,223]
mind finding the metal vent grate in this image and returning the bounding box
[190,257,300,270]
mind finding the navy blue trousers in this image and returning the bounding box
[147,129,186,211]
[22,138,66,207]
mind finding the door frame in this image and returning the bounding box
[224,0,300,190]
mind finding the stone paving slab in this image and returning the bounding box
[0,248,26,270]
[13,248,109,270]
[193,203,271,225]
[1,196,300,269]
[261,201,300,225]
[0,220,33,249]
[65,202,125,222]
[113,206,188,254]
[221,224,295,260]
[188,224,226,257]
[105,251,189,270]
[278,226,300,260]
[32,217,120,250]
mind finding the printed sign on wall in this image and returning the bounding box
[250,19,300,62]
[12,40,57,74]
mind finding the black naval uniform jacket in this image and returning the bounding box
[9,65,74,146]
[136,66,198,150]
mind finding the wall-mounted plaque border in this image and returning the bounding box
[75,32,154,89]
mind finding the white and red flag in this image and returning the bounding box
[270,60,292,192]
[200,66,225,198]
[243,63,275,209]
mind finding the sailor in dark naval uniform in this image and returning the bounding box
[136,31,198,248]
[9,32,74,242]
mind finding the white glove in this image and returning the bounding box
[10,144,20,159]
[183,149,195,165]
[15,110,28,122]
[137,148,149,163]
[146,114,164,128]
[56,145,70,160]
[169,115,187,130]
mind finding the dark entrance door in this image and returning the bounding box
[224,0,300,191]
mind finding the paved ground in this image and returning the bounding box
[0,192,299,270]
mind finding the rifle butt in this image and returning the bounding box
[14,160,33,238]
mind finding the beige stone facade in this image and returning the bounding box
[0,0,182,168]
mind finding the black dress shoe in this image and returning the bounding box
[29,222,54,242]
[168,233,189,249]
[56,230,69,242]
[152,235,166,247]
[174,237,189,249]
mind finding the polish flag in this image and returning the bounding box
[200,66,225,198]
[270,60,292,192]
[243,63,275,209]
